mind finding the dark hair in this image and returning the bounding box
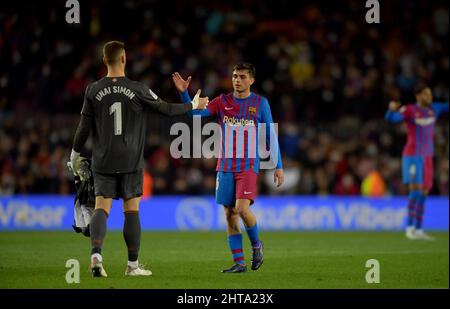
[103,41,125,64]
[233,62,256,78]
[414,82,429,95]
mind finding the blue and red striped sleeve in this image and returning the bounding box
[259,97,283,169]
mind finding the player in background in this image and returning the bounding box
[385,83,448,240]
[172,63,284,273]
[70,41,208,277]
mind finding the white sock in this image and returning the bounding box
[128,260,138,268]
[91,253,102,263]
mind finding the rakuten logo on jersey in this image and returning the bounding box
[223,116,255,127]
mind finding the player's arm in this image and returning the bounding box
[140,84,208,116]
[431,102,449,117]
[72,115,92,152]
[385,101,405,123]
[172,72,212,117]
[260,98,284,187]
[70,86,94,180]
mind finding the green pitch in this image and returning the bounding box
[0,231,448,288]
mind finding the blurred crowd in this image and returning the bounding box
[0,0,448,196]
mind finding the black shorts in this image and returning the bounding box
[93,169,143,200]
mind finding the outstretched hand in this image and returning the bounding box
[172,72,191,93]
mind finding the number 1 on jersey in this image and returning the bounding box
[109,102,122,135]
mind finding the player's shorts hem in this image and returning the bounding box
[122,192,143,200]
[216,196,235,207]
[221,199,255,207]
[94,194,119,200]
[94,193,142,200]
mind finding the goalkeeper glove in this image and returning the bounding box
[70,150,91,181]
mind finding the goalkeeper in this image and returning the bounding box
[69,41,208,277]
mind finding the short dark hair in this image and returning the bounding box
[233,62,256,78]
[414,82,429,95]
[103,41,125,65]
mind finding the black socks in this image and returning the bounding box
[123,211,141,262]
[90,209,108,255]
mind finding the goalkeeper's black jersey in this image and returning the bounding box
[81,77,191,174]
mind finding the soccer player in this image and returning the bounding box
[385,83,448,240]
[172,63,284,273]
[70,41,208,277]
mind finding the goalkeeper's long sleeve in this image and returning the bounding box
[139,83,192,116]
[72,114,93,152]
[149,97,193,116]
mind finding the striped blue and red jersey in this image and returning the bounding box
[385,102,449,157]
[181,91,283,173]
